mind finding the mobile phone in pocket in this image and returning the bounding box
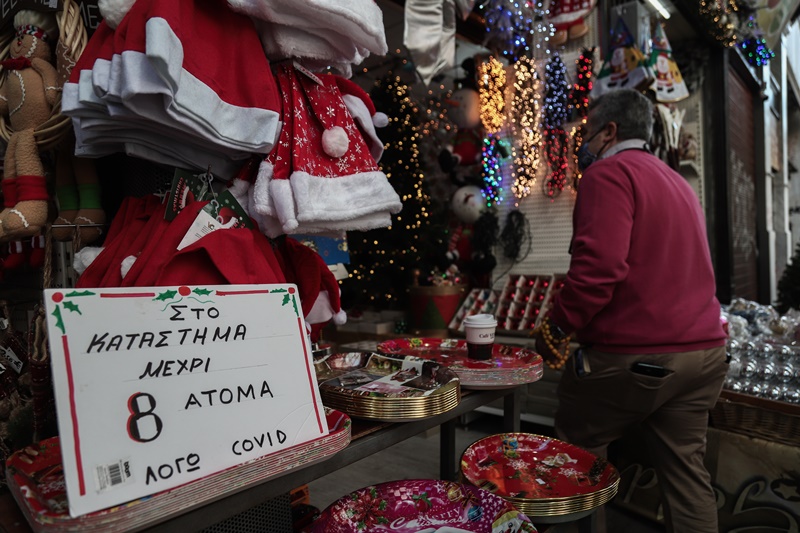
[630,361,673,378]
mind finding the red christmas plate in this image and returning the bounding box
[6,409,351,532]
[460,434,619,521]
[376,338,543,389]
[308,479,538,532]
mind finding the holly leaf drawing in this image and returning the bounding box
[52,305,64,334]
[282,294,291,306]
[271,288,288,293]
[153,290,178,302]
[63,301,82,315]
[193,288,213,296]
[65,290,95,297]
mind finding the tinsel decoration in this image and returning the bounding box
[510,55,540,201]
[481,135,504,206]
[542,53,570,200]
[478,55,507,135]
[480,0,537,61]
[499,210,529,261]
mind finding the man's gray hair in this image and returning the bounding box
[588,89,653,141]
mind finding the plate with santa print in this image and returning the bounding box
[308,479,538,532]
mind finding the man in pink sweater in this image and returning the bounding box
[534,89,727,532]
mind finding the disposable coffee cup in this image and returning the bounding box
[463,314,497,361]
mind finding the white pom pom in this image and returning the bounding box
[372,112,389,128]
[322,126,349,158]
[98,0,137,29]
[73,246,103,274]
[333,309,347,325]
[120,255,137,278]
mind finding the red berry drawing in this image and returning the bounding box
[179,286,191,297]
[52,292,63,303]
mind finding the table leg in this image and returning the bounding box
[440,417,457,481]
[503,386,522,433]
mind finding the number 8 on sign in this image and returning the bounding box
[127,393,163,442]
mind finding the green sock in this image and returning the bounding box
[77,183,102,209]
[56,185,79,211]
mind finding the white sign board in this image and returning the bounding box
[43,284,328,517]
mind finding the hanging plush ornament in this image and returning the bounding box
[647,23,689,102]
[592,17,654,98]
[438,61,484,187]
[547,0,597,47]
[542,53,570,200]
[510,55,540,201]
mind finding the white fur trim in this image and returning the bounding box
[322,127,349,158]
[73,246,103,275]
[98,0,137,29]
[290,170,402,225]
[373,112,389,128]
[333,309,347,325]
[306,291,333,324]
[270,179,299,233]
[252,161,275,216]
[120,255,137,278]
[342,94,383,162]
[228,178,251,216]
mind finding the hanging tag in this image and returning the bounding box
[177,190,253,251]
[293,61,324,86]
[165,169,213,221]
[0,346,24,374]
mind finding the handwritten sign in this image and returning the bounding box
[43,284,328,517]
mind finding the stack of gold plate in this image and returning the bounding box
[315,352,461,422]
[461,433,620,524]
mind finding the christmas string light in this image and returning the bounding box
[543,53,570,199]
[738,15,775,67]
[478,55,507,134]
[739,36,775,67]
[698,0,738,47]
[480,0,537,61]
[569,48,594,121]
[510,55,540,201]
[346,73,448,308]
[482,134,505,207]
[568,48,594,184]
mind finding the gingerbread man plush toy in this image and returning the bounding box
[0,10,59,240]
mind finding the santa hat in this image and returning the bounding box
[226,0,387,57]
[333,75,388,162]
[280,237,346,326]
[253,64,401,237]
[98,0,136,29]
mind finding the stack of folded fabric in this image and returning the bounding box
[62,0,282,179]
[226,0,388,78]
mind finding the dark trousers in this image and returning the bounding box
[555,346,728,533]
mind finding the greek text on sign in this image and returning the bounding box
[44,284,328,517]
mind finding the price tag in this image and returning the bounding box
[44,284,327,517]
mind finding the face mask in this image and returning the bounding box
[576,126,609,171]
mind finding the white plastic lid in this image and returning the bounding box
[463,314,497,328]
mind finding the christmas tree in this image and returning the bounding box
[777,242,800,313]
[342,75,448,310]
